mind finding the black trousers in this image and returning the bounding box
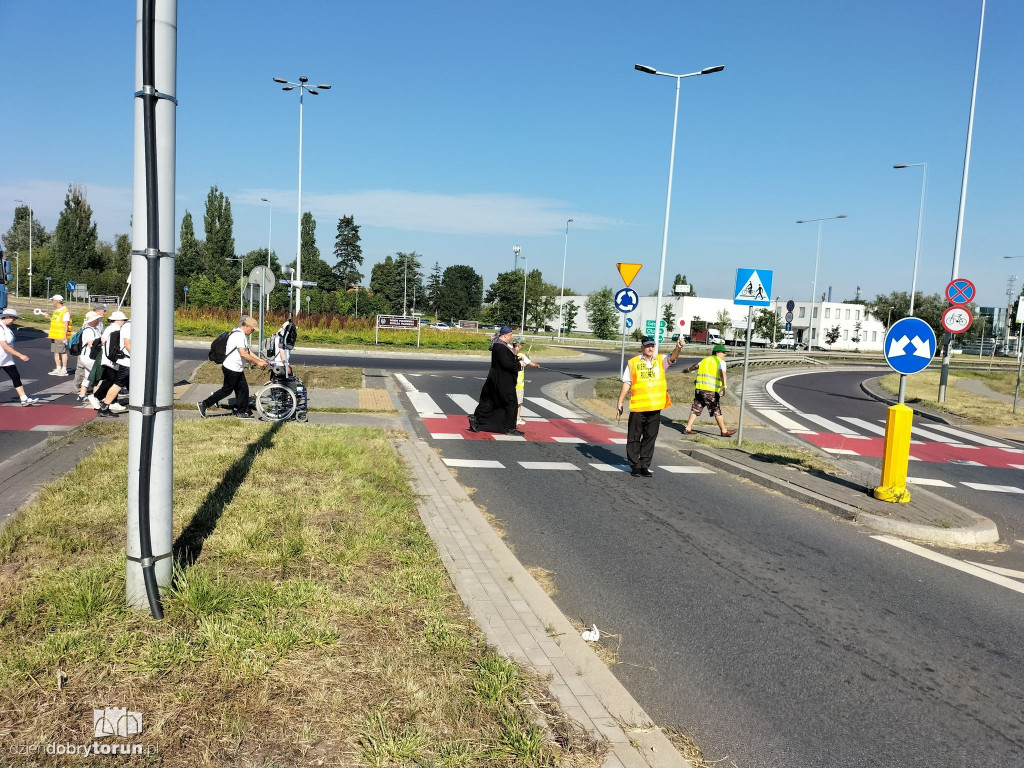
[626,409,662,470]
[202,366,250,413]
[94,365,129,400]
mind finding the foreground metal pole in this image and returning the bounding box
[127,0,176,614]
[1014,323,1023,414]
[736,306,753,446]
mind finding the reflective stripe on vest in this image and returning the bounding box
[695,355,722,392]
[628,355,670,412]
[49,307,70,341]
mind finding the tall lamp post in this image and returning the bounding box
[45,276,51,297]
[893,163,928,315]
[634,62,725,346]
[228,255,243,317]
[557,218,573,341]
[12,252,18,296]
[796,215,847,348]
[273,75,330,315]
[13,199,32,299]
[260,197,272,314]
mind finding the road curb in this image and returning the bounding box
[858,376,954,424]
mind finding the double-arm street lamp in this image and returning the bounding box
[893,163,928,315]
[796,215,847,348]
[557,219,573,341]
[273,75,330,315]
[514,246,527,332]
[634,62,724,345]
[13,199,32,298]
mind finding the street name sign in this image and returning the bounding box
[941,306,972,334]
[644,319,667,342]
[734,268,773,307]
[616,263,642,287]
[614,287,639,313]
[884,316,936,375]
[945,278,976,306]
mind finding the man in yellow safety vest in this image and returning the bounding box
[682,344,736,437]
[42,294,72,376]
[616,335,684,477]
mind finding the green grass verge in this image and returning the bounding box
[688,434,843,475]
[0,421,594,766]
[190,362,363,389]
[879,370,1024,427]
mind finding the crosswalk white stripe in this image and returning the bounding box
[920,423,1010,448]
[394,373,415,392]
[798,413,861,437]
[659,466,715,474]
[1011,465,1024,471]
[409,391,445,417]
[430,433,464,440]
[838,416,887,436]
[906,477,954,487]
[493,434,527,441]
[906,423,967,444]
[447,394,478,414]
[822,447,859,455]
[758,410,814,432]
[553,437,586,443]
[871,535,1024,595]
[609,438,627,445]
[591,463,630,472]
[519,461,580,470]
[443,459,505,468]
[948,460,985,467]
[965,561,1024,580]
[524,396,580,419]
[961,482,1024,494]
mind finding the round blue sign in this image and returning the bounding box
[945,278,975,306]
[625,317,634,329]
[614,288,639,313]
[884,317,937,375]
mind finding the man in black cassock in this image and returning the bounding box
[469,325,523,436]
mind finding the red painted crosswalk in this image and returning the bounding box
[0,404,96,431]
[801,432,1024,470]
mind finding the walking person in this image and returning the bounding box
[0,309,40,406]
[513,337,540,426]
[42,294,72,376]
[198,316,267,419]
[74,311,103,403]
[469,325,522,436]
[91,311,131,417]
[682,344,736,437]
[616,335,684,477]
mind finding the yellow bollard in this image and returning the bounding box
[873,403,913,503]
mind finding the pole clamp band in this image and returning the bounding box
[128,404,175,415]
[134,86,178,105]
[126,551,172,568]
[130,248,169,260]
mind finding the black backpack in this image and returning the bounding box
[208,331,230,364]
[282,322,297,350]
[106,329,123,364]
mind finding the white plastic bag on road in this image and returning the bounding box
[581,624,600,642]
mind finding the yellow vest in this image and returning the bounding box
[628,355,671,412]
[49,307,71,341]
[695,355,723,392]
[516,368,525,390]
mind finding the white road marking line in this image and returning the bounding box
[553,436,586,443]
[524,396,580,419]
[609,438,627,445]
[1002,448,1024,454]
[569,418,586,423]
[409,391,446,418]
[520,404,542,418]
[659,466,715,474]
[919,423,1011,448]
[493,434,527,441]
[407,373,422,377]
[871,535,1024,595]
[965,562,1024,581]
[394,373,416,392]
[948,460,985,467]
[519,461,580,470]
[905,477,954,487]
[430,433,464,440]
[447,394,479,414]
[838,416,887,436]
[905,423,968,444]
[30,425,77,431]
[1011,465,1024,471]
[758,409,812,432]
[798,413,862,437]
[591,463,631,472]
[453,376,464,379]
[822,448,860,455]
[961,482,1024,494]
[442,459,504,468]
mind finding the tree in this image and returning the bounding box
[586,287,616,339]
[864,291,946,339]
[177,211,204,278]
[851,321,863,345]
[437,265,484,322]
[715,308,732,342]
[753,308,784,343]
[563,300,580,335]
[485,268,546,328]
[202,186,234,279]
[370,256,401,312]
[113,234,131,274]
[331,214,363,289]
[530,285,559,331]
[393,252,424,314]
[3,205,50,253]
[825,325,841,349]
[662,303,676,330]
[671,273,695,297]
[298,212,335,291]
[52,184,100,279]
[425,261,443,315]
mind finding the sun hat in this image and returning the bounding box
[51,294,64,302]
[84,311,100,323]
[110,310,128,321]
[1,308,18,319]
[640,336,656,347]
[713,344,727,353]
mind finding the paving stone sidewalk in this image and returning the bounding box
[398,439,692,768]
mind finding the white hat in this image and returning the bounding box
[110,310,128,321]
[51,294,64,302]
[84,311,101,323]
[1,308,18,319]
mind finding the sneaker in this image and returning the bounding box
[639,468,654,478]
[97,407,117,418]
[61,368,70,376]
[516,419,526,426]
[76,395,87,404]
[48,369,63,376]
[630,468,642,477]
[505,428,525,437]
[197,401,207,418]
[236,411,254,420]
[88,395,101,410]
[20,397,40,407]
[108,403,127,413]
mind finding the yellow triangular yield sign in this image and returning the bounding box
[616,263,642,287]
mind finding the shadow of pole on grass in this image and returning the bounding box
[172,420,284,569]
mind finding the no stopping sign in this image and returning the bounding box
[941,306,973,334]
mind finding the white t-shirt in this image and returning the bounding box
[223,329,249,373]
[0,324,15,367]
[621,353,673,384]
[119,323,132,368]
[78,325,101,368]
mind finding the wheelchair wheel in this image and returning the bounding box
[255,383,297,422]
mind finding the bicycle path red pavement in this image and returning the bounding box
[0,404,96,431]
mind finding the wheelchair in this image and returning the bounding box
[254,363,308,422]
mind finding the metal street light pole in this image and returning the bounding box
[273,76,330,315]
[403,257,408,315]
[796,215,847,348]
[260,197,272,311]
[939,0,986,403]
[228,255,243,317]
[45,276,51,296]
[887,306,894,329]
[14,199,32,299]
[557,218,573,341]
[893,163,928,316]
[13,252,18,296]
[519,252,528,333]
[634,63,724,346]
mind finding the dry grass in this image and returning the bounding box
[661,727,740,768]
[878,371,1024,427]
[526,567,558,597]
[688,435,843,475]
[0,420,600,766]
[191,361,363,389]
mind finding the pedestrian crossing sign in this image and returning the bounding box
[734,268,772,307]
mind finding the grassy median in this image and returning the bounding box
[0,421,597,766]
[879,370,1024,427]
[190,361,364,389]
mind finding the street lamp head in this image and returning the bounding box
[260,197,269,202]
[282,86,294,91]
[273,77,288,83]
[796,220,806,224]
[700,65,725,75]
[299,76,308,83]
[567,218,574,223]
[893,164,909,169]
[634,64,658,75]
[308,89,319,95]
[836,215,848,219]
[317,84,331,89]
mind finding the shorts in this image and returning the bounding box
[516,388,524,405]
[690,389,722,418]
[51,340,68,354]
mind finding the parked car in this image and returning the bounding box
[433,322,450,330]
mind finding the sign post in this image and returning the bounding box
[1014,296,1024,414]
[615,287,640,374]
[938,278,977,403]
[733,268,774,446]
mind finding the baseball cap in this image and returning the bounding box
[51,294,64,302]
[1,308,19,319]
[713,344,727,353]
[241,316,259,329]
[110,310,128,321]
[92,303,108,312]
[512,336,524,345]
[640,336,656,347]
[498,325,513,335]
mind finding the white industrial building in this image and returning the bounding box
[553,294,887,352]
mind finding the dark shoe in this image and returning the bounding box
[640,468,654,478]
[630,468,642,477]
[468,415,479,433]
[720,429,737,437]
[684,429,697,435]
[97,406,117,418]
[505,428,525,437]
[197,401,207,418]
[236,411,254,420]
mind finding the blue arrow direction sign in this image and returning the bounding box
[734,268,773,307]
[625,317,634,329]
[67,281,77,291]
[614,287,639,313]
[884,316,937,375]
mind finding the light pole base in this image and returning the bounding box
[873,485,911,504]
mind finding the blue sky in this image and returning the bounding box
[1,0,1021,306]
